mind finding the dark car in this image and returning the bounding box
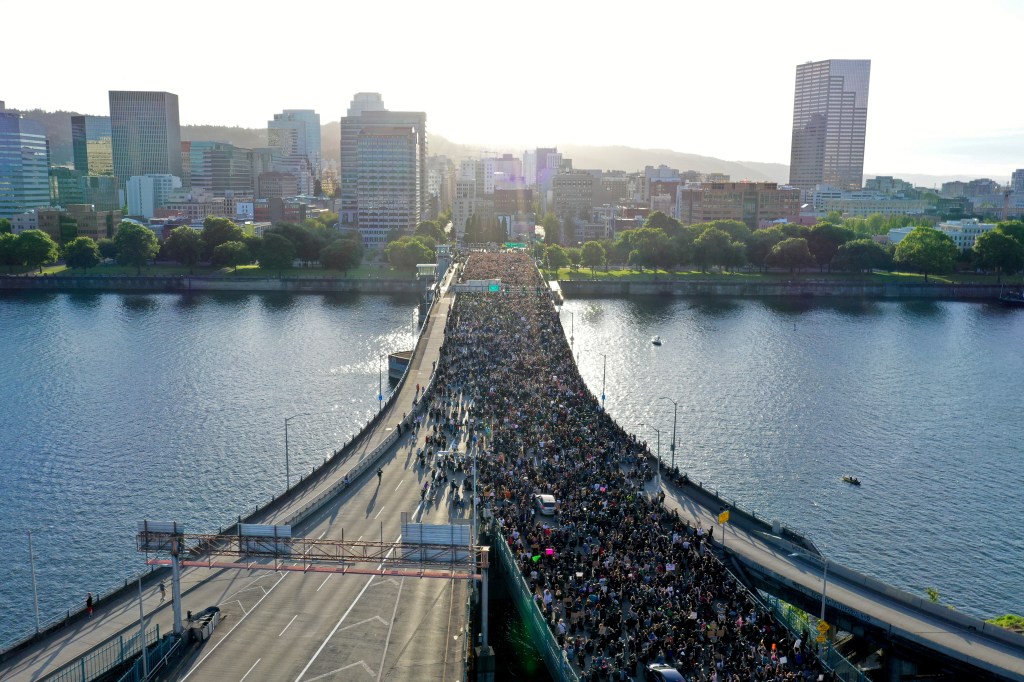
[645,663,686,682]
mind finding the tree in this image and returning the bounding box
[200,216,244,260]
[0,218,12,234]
[581,241,606,275]
[0,232,20,272]
[541,213,561,245]
[58,215,78,245]
[692,227,745,273]
[164,226,202,273]
[267,222,328,265]
[415,220,446,243]
[567,247,582,271]
[766,237,816,274]
[97,238,117,260]
[259,232,296,271]
[643,211,683,238]
[385,236,434,270]
[832,239,892,274]
[807,222,857,271]
[544,244,569,273]
[706,219,753,245]
[320,238,363,275]
[15,229,60,273]
[747,227,786,270]
[973,230,1024,283]
[62,236,101,272]
[212,241,251,270]
[113,222,159,274]
[893,227,958,283]
[995,220,1024,246]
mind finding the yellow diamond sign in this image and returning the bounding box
[718,510,730,524]
[817,620,829,632]
[816,633,827,643]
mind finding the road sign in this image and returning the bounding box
[816,620,829,632]
[816,633,827,643]
[718,510,730,524]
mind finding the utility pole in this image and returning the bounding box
[661,396,678,469]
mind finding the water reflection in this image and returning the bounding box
[66,291,103,309]
[120,295,159,312]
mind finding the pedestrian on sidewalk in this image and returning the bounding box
[86,592,93,618]
[159,581,166,602]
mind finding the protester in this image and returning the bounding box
[426,251,825,681]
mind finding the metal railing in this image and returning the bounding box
[41,625,160,682]
[490,522,578,682]
[113,633,181,682]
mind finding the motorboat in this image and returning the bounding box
[842,475,861,486]
[652,336,662,346]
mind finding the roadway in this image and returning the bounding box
[0,270,469,682]
[656,478,1024,681]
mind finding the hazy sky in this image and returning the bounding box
[5,0,1024,178]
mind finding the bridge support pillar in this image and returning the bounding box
[474,645,495,682]
[884,652,918,681]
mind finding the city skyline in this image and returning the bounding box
[4,0,1024,178]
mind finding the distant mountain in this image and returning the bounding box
[9,109,83,166]
[180,125,266,149]
[558,145,787,183]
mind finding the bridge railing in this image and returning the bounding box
[490,521,579,682]
[113,633,181,682]
[40,625,160,682]
[760,593,868,682]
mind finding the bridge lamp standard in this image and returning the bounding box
[639,423,661,487]
[284,413,310,490]
[660,396,678,470]
[599,352,608,411]
[378,353,385,412]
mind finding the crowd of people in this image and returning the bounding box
[426,251,827,681]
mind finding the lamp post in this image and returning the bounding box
[599,352,607,411]
[27,530,40,633]
[562,309,574,353]
[639,423,661,487]
[789,546,829,655]
[378,353,385,412]
[284,412,309,490]
[660,396,678,470]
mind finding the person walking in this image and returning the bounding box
[377,467,383,484]
[159,580,166,602]
[86,592,93,618]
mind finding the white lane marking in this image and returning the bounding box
[374,506,387,520]
[294,535,402,682]
[357,535,363,541]
[394,479,404,492]
[376,577,405,682]
[305,661,376,681]
[239,659,261,682]
[317,530,327,540]
[316,575,332,592]
[181,573,287,680]
[278,614,298,637]
[338,615,387,632]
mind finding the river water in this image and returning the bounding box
[0,292,1021,647]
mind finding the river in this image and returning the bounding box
[0,292,1021,648]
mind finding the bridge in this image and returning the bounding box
[1,251,1022,682]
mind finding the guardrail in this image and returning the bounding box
[41,625,160,682]
[490,521,578,682]
[114,633,181,682]
[761,593,868,682]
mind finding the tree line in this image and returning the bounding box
[537,212,1024,282]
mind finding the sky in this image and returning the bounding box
[5,0,1024,179]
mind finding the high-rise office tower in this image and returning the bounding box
[186,141,254,196]
[339,93,426,233]
[0,111,51,219]
[108,91,182,184]
[355,125,422,247]
[268,110,321,182]
[71,115,113,175]
[788,59,870,192]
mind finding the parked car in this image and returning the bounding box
[645,663,685,682]
[534,494,557,516]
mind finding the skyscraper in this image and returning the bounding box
[268,110,321,194]
[0,111,50,219]
[71,115,113,175]
[109,91,182,184]
[355,125,422,247]
[788,59,870,192]
[339,93,426,235]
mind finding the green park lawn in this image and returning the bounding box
[9,262,416,279]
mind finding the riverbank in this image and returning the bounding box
[0,274,424,294]
[559,278,1006,300]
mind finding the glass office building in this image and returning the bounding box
[109,91,182,184]
[71,115,113,176]
[0,111,51,219]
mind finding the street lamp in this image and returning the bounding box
[789,546,830,655]
[562,309,574,353]
[639,423,661,487]
[599,352,608,411]
[27,530,40,633]
[284,412,309,490]
[660,396,678,470]
[378,353,385,412]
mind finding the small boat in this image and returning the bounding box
[842,475,861,486]
[652,336,662,346]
